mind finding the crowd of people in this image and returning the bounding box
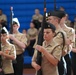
[0,6,76,75]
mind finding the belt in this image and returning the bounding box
[17,53,23,57]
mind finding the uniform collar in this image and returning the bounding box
[43,39,55,48]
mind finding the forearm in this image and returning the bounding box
[31,61,36,68]
[13,37,26,49]
[72,47,76,53]
[31,61,41,71]
[2,53,15,60]
[43,50,58,66]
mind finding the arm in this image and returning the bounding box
[32,61,41,71]
[31,50,41,71]
[9,34,27,49]
[0,45,16,60]
[35,45,62,66]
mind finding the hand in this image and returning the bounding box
[35,45,45,53]
[75,34,76,38]
[66,39,71,45]
[72,48,76,53]
[32,62,41,71]
[0,51,3,55]
[0,68,2,72]
[9,34,15,40]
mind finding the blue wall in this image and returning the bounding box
[0,0,76,32]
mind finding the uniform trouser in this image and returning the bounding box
[0,71,4,75]
[27,39,35,56]
[64,54,71,75]
[13,54,23,75]
[71,52,76,75]
[58,57,66,75]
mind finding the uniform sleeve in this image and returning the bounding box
[33,36,38,48]
[39,15,43,21]
[32,50,37,62]
[3,14,7,21]
[32,15,35,20]
[69,29,75,43]
[20,34,27,46]
[10,45,16,59]
[54,33,63,45]
[52,45,62,61]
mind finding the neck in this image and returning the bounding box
[31,27,34,29]
[2,40,8,45]
[60,23,64,27]
[36,14,39,16]
[55,24,61,29]
[60,23,67,29]
[13,30,19,34]
[45,39,53,45]
[0,14,2,16]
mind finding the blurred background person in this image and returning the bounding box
[32,22,62,75]
[1,27,16,75]
[59,6,65,11]
[22,29,30,47]
[27,21,38,56]
[65,14,71,27]
[32,8,43,30]
[9,18,27,75]
[71,16,76,75]
[0,9,7,28]
[60,13,75,75]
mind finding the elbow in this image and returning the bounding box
[22,46,25,49]
[31,61,34,67]
[52,62,58,66]
[31,62,33,67]
[52,61,58,66]
[22,44,27,49]
[12,56,16,60]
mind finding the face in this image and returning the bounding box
[43,29,55,41]
[60,7,65,11]
[47,16,56,26]
[22,29,27,34]
[0,10,2,15]
[65,14,69,20]
[0,24,2,28]
[74,17,76,21]
[13,24,19,32]
[35,9,39,15]
[30,23,35,28]
[60,16,66,24]
[1,34,8,42]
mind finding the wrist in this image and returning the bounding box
[42,48,46,54]
[2,53,4,56]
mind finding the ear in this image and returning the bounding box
[53,32,56,37]
[17,25,20,29]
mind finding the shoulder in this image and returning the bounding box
[2,14,6,17]
[8,43,15,49]
[51,40,61,51]
[34,28,38,31]
[18,32,24,36]
[32,15,36,17]
[39,14,43,17]
[67,27,75,34]
[9,43,14,46]
[56,28,66,36]
[18,32,26,38]
[55,30,66,38]
[27,28,31,31]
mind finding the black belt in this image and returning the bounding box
[17,53,23,57]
